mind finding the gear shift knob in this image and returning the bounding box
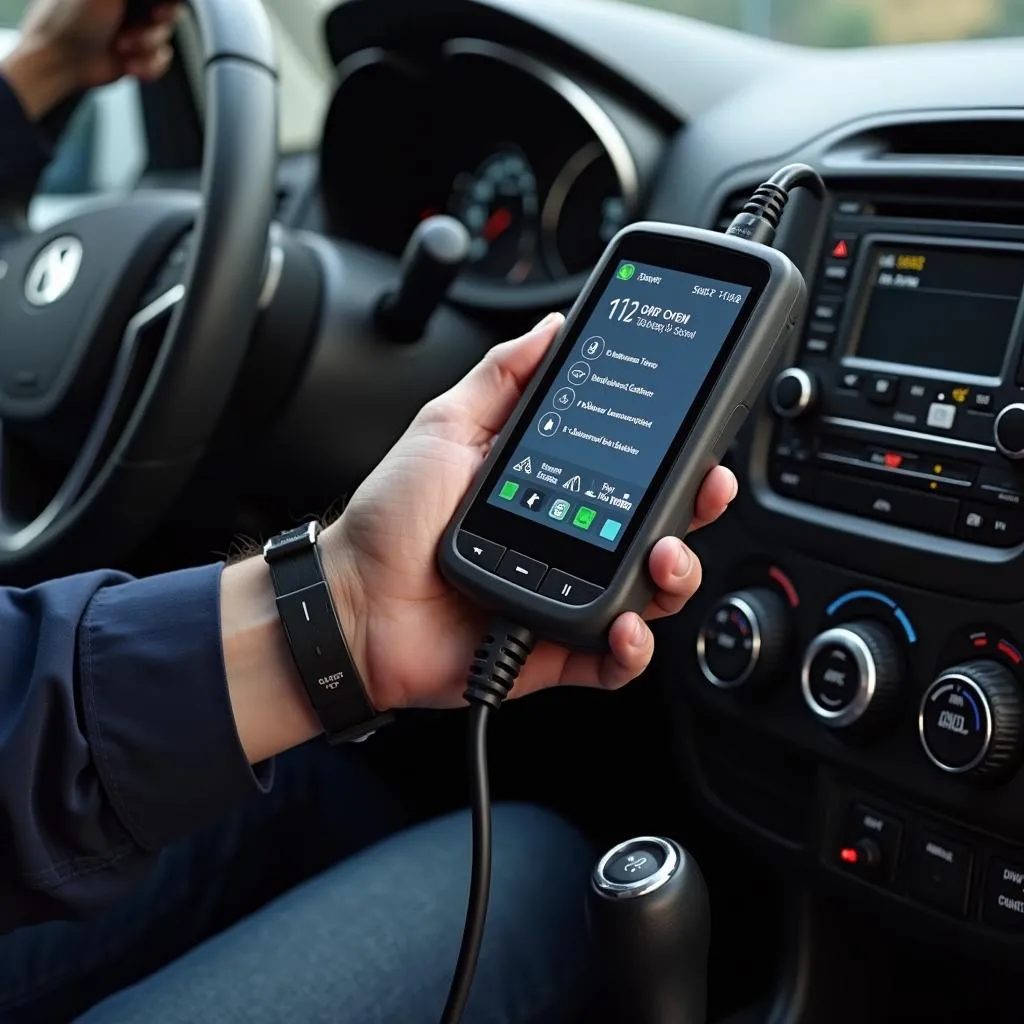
[587,836,710,1024]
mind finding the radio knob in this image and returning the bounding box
[770,368,817,419]
[801,620,901,731]
[919,661,1023,781]
[696,588,790,692]
[994,404,1024,460]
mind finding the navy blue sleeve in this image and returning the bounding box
[0,564,272,933]
[0,73,51,191]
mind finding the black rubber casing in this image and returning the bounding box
[439,222,806,651]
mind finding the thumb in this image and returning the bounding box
[442,312,564,435]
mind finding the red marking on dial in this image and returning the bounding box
[482,207,513,242]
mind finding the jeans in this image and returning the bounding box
[0,743,593,1023]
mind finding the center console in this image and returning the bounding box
[662,183,1024,949]
[768,199,1024,547]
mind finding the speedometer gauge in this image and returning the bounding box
[543,142,627,278]
[451,148,539,283]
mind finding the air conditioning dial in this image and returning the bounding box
[696,588,790,692]
[919,661,1023,780]
[801,620,902,731]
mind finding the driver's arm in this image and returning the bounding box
[0,76,51,193]
[0,317,729,935]
[0,0,179,195]
[0,564,279,932]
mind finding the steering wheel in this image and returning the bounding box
[0,0,277,584]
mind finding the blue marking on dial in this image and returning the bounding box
[961,689,982,732]
[826,589,917,644]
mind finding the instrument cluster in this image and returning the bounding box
[319,39,642,297]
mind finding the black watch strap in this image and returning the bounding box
[263,522,392,744]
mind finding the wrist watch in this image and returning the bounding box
[263,522,393,744]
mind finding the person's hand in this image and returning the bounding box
[1,0,179,119]
[325,313,738,711]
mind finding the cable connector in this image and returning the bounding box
[464,617,536,709]
[726,162,826,247]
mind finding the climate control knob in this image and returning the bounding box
[696,588,790,691]
[994,404,1024,460]
[770,367,817,419]
[919,661,1023,780]
[801,620,902,731]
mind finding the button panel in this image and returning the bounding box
[539,569,603,606]
[907,832,973,916]
[811,296,843,324]
[804,324,835,355]
[769,422,1024,544]
[836,803,902,885]
[455,532,605,603]
[456,531,505,572]
[495,550,547,591]
[769,459,815,498]
[815,471,959,535]
[867,374,898,405]
[983,858,1024,931]
[955,502,1024,546]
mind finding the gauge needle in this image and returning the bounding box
[482,207,513,242]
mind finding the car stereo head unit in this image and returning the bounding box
[767,201,1024,550]
[846,239,1024,382]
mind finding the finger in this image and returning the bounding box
[148,3,182,25]
[117,22,174,56]
[598,613,655,689]
[688,465,738,532]
[435,312,564,438]
[124,43,173,82]
[507,610,652,698]
[558,613,653,691]
[643,536,702,619]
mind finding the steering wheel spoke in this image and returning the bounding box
[0,286,186,559]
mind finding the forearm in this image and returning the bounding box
[0,41,78,120]
[0,564,275,929]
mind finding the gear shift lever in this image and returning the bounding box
[376,215,471,343]
[587,836,710,1024]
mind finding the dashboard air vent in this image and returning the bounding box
[833,187,1024,228]
[857,119,1024,162]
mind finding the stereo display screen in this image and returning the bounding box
[853,243,1024,378]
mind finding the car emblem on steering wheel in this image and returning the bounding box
[24,236,84,307]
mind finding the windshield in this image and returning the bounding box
[629,0,1024,46]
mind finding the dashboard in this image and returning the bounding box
[267,0,1024,1011]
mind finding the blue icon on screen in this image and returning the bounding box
[599,519,622,542]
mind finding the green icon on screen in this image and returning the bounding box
[616,263,636,281]
[499,480,520,501]
[572,506,597,530]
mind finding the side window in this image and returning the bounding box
[36,81,148,201]
[0,15,149,229]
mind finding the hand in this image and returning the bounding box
[1,0,179,119]
[325,313,738,711]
